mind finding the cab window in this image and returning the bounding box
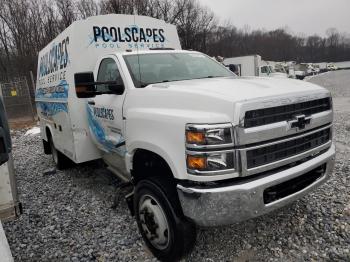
[97,58,124,92]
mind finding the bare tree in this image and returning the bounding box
[77,0,99,19]
[0,0,350,82]
[56,0,77,29]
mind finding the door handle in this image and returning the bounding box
[88,100,95,105]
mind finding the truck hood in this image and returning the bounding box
[125,76,330,133]
[149,76,328,103]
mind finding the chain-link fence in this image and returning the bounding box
[0,77,36,122]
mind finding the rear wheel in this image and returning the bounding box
[48,136,70,170]
[134,178,196,261]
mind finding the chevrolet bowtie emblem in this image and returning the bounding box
[289,115,312,130]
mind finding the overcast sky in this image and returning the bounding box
[199,0,350,36]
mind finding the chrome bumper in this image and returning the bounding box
[177,144,335,227]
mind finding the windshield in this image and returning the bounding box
[123,52,234,88]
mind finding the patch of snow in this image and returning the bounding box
[25,126,40,136]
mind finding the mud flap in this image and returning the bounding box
[125,191,135,216]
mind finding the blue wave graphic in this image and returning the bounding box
[37,102,68,117]
[87,106,116,151]
[36,80,69,99]
[87,105,126,154]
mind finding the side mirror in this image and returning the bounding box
[75,72,125,98]
[107,83,125,95]
[75,72,96,98]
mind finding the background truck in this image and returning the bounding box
[326,63,338,71]
[315,62,328,72]
[35,14,335,261]
[223,55,287,78]
[0,95,20,261]
[294,63,308,80]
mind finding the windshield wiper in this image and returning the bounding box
[193,75,227,80]
[139,76,226,87]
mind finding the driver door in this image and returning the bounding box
[87,55,126,156]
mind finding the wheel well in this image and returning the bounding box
[46,126,52,139]
[132,149,175,184]
[43,126,52,154]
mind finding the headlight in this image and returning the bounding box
[185,123,235,175]
[186,151,235,175]
[185,123,233,149]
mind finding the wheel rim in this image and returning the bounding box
[50,139,58,164]
[139,194,170,250]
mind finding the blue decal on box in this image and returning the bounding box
[37,102,68,117]
[36,80,69,99]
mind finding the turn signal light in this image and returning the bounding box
[186,131,205,144]
[187,155,207,170]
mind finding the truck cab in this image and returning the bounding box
[35,15,335,261]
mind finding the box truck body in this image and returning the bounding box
[224,55,260,76]
[36,14,181,166]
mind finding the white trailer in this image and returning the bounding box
[224,55,260,76]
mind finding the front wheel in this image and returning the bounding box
[134,179,196,261]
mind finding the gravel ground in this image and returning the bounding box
[3,70,350,261]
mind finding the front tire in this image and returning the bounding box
[134,178,196,261]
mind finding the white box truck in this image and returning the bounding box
[35,14,335,261]
[223,55,287,78]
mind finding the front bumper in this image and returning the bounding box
[177,144,335,227]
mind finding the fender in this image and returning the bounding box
[44,124,55,142]
[126,141,179,179]
[124,106,231,181]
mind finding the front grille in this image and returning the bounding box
[244,97,331,128]
[246,128,330,169]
